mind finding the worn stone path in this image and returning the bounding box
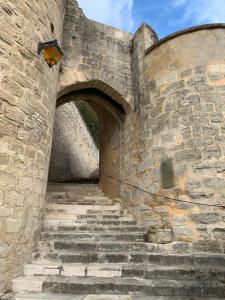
[12,184,225,299]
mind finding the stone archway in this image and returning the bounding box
[48,84,128,198]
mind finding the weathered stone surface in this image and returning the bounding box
[213,228,225,240]
[172,226,193,240]
[11,185,225,299]
[193,240,223,253]
[1,0,225,294]
[147,229,173,244]
[5,218,22,233]
[144,216,161,227]
[48,103,99,182]
[190,213,221,224]
[84,296,132,300]
[0,0,66,293]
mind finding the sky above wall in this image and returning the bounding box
[77,0,225,38]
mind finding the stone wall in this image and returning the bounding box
[120,26,225,252]
[1,0,225,293]
[0,0,66,293]
[48,102,99,182]
[58,0,133,111]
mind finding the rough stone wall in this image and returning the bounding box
[1,3,225,296]
[58,0,133,110]
[0,0,66,293]
[48,102,99,182]
[55,91,122,199]
[121,27,225,252]
[56,0,225,252]
[94,105,121,198]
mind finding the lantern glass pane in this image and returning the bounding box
[54,49,62,63]
[43,46,62,66]
[43,47,54,61]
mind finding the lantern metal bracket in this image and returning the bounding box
[37,39,63,56]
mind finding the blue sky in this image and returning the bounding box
[77,0,225,38]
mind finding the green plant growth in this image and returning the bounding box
[76,101,100,148]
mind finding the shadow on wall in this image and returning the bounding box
[160,158,175,189]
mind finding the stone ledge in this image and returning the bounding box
[145,23,225,55]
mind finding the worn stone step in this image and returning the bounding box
[47,190,104,195]
[47,195,111,204]
[46,217,134,222]
[24,262,85,277]
[47,183,101,192]
[24,261,225,281]
[16,293,84,300]
[15,293,135,300]
[13,276,225,297]
[55,225,146,233]
[44,213,130,220]
[121,265,225,281]
[46,203,121,212]
[47,199,113,205]
[37,241,149,252]
[78,215,133,221]
[24,262,121,278]
[15,294,147,300]
[15,293,223,300]
[43,219,137,226]
[45,206,123,217]
[42,222,144,232]
[33,251,146,264]
[44,214,134,223]
[41,232,146,242]
[34,251,225,266]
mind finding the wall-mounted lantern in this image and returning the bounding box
[37,39,63,68]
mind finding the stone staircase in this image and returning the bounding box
[12,184,225,300]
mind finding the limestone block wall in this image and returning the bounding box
[58,0,133,110]
[0,0,66,293]
[48,102,99,182]
[120,26,225,252]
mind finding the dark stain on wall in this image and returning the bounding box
[160,158,175,189]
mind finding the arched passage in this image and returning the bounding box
[48,84,128,198]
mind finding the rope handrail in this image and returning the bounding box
[101,172,225,210]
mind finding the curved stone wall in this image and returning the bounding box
[48,102,99,182]
[121,27,225,250]
[143,27,225,202]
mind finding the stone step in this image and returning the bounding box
[44,214,134,222]
[15,293,223,300]
[47,199,113,205]
[13,276,225,297]
[84,196,110,200]
[41,232,146,242]
[34,251,225,266]
[43,219,137,226]
[121,264,225,281]
[47,195,110,203]
[16,293,85,300]
[37,241,149,252]
[47,203,121,211]
[23,262,225,281]
[52,225,147,233]
[24,263,121,278]
[47,190,104,195]
[15,294,136,300]
[47,183,101,191]
[46,203,121,212]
